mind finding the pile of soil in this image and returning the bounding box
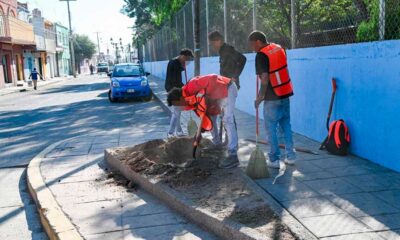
[113,137,296,239]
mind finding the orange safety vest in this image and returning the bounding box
[182,75,232,132]
[259,43,293,97]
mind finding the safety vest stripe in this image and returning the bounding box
[275,72,282,85]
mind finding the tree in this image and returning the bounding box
[73,34,96,74]
[122,0,187,46]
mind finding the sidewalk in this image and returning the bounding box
[0,77,66,96]
[32,110,216,239]
[149,75,400,240]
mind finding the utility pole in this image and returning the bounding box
[194,0,200,76]
[95,32,101,57]
[60,0,77,78]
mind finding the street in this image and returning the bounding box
[0,74,165,239]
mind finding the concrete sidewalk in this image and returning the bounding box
[149,75,400,240]
[33,100,216,239]
[0,77,67,96]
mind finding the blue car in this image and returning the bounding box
[108,64,152,102]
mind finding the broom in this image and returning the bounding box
[246,76,269,179]
[184,62,198,137]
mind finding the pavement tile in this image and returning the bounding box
[257,179,319,201]
[293,170,336,182]
[320,232,385,240]
[326,193,400,218]
[293,160,323,173]
[359,213,400,231]
[299,213,371,237]
[281,197,344,218]
[86,231,124,240]
[303,178,363,195]
[122,212,185,230]
[372,190,400,208]
[377,230,400,240]
[341,173,400,192]
[326,165,374,177]
[309,157,364,169]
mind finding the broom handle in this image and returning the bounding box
[256,76,259,144]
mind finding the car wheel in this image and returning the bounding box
[108,90,118,103]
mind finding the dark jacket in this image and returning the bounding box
[165,58,184,92]
[219,43,247,88]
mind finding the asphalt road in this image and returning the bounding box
[0,74,167,239]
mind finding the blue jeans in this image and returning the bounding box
[264,98,296,162]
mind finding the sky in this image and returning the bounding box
[25,0,134,54]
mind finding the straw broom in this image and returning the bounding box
[246,76,269,179]
[184,62,198,137]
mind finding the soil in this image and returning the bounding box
[112,137,297,240]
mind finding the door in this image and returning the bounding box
[2,55,10,83]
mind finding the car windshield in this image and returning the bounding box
[112,65,142,77]
[98,63,108,67]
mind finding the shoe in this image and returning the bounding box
[266,160,280,169]
[167,133,175,139]
[176,131,186,137]
[218,155,239,169]
[284,159,296,165]
[34,87,37,90]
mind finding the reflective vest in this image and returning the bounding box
[182,75,232,131]
[259,43,293,97]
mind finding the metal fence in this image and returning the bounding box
[142,0,400,62]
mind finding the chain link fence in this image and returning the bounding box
[142,0,400,62]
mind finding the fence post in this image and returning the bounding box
[194,0,200,76]
[183,9,187,47]
[223,0,227,42]
[206,0,210,56]
[379,0,385,40]
[291,0,297,48]
[253,0,256,30]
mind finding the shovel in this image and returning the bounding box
[184,63,198,137]
[192,114,205,159]
[245,76,269,179]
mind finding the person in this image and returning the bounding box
[208,31,246,148]
[249,31,296,168]
[165,48,194,138]
[28,68,42,90]
[89,64,94,75]
[167,74,239,169]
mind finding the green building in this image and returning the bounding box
[55,23,70,76]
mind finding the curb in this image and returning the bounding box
[27,139,83,240]
[0,78,65,97]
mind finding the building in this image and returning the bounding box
[31,8,47,79]
[55,23,70,77]
[0,0,36,88]
[44,20,56,78]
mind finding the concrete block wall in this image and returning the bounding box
[144,40,400,172]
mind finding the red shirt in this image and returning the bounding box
[182,74,230,100]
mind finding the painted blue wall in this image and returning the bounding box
[144,40,400,172]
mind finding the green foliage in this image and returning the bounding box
[122,0,187,45]
[73,34,97,64]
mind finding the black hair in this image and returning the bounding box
[248,31,267,43]
[180,48,194,57]
[208,31,224,41]
[167,88,183,106]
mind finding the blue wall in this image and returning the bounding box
[144,40,400,172]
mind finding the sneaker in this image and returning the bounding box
[176,131,186,137]
[167,133,175,139]
[218,155,239,169]
[284,159,296,165]
[266,160,280,169]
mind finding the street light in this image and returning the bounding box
[60,0,77,78]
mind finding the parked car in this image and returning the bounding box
[108,63,152,102]
[97,62,109,74]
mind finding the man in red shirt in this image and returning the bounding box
[167,74,239,168]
